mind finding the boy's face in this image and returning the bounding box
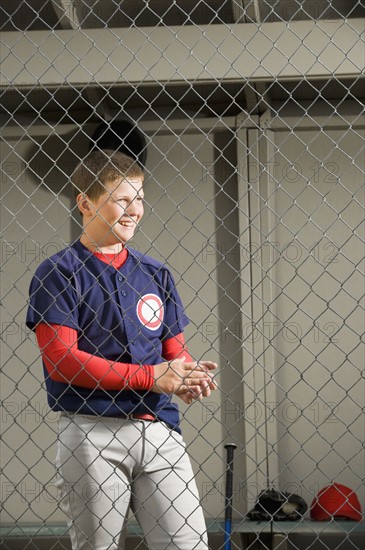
[81,176,144,246]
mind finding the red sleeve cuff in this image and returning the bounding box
[162,333,192,362]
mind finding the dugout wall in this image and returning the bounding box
[1,1,364,549]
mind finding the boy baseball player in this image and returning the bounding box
[26,150,217,549]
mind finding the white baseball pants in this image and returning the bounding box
[54,413,209,550]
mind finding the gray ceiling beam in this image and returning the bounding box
[231,0,245,23]
[1,19,364,88]
[231,0,262,23]
[232,1,268,113]
[51,0,82,30]
[51,1,115,120]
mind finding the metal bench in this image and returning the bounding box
[1,519,364,549]
[233,519,364,549]
[0,520,225,549]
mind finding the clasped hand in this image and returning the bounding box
[152,357,218,404]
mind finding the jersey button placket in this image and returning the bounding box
[116,273,127,296]
[115,272,137,361]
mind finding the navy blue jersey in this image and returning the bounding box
[26,240,189,431]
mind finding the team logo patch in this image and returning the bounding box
[136,294,164,331]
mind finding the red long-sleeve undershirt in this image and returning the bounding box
[35,325,192,391]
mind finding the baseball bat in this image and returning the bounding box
[224,443,237,550]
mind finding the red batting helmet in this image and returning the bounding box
[310,483,362,521]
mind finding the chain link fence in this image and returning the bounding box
[1,1,364,549]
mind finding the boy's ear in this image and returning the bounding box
[76,193,93,216]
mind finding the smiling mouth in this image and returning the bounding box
[119,219,135,227]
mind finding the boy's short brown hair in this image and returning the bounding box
[72,149,144,201]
